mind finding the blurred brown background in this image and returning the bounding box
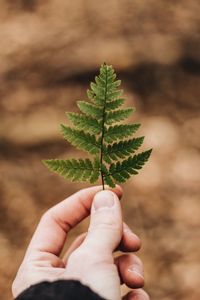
[0,1,200,299]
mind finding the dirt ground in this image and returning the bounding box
[0,1,200,299]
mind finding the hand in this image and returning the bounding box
[12,186,149,300]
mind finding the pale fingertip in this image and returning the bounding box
[120,223,141,252]
[123,224,140,240]
[127,269,145,288]
[115,254,144,289]
[126,271,145,288]
[124,231,141,250]
[127,258,144,288]
[129,289,150,300]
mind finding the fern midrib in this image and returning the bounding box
[99,67,108,189]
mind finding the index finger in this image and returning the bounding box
[26,185,123,257]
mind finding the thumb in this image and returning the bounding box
[83,190,123,254]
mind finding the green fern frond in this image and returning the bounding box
[105,98,125,110]
[77,101,102,118]
[60,125,100,154]
[43,63,152,188]
[104,175,116,188]
[43,158,100,183]
[105,108,134,125]
[103,136,145,163]
[108,149,152,183]
[66,112,101,134]
[104,124,141,143]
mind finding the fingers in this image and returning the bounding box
[81,190,123,254]
[122,289,150,300]
[62,223,141,263]
[118,223,141,252]
[25,185,122,258]
[115,254,144,288]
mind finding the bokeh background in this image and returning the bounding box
[0,1,200,299]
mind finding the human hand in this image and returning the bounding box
[12,186,149,300]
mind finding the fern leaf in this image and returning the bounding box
[87,88,96,102]
[87,64,121,105]
[77,101,102,118]
[105,98,125,110]
[105,108,134,125]
[43,158,100,183]
[104,124,141,143]
[60,125,100,154]
[43,63,152,189]
[95,75,105,86]
[90,82,105,99]
[107,89,123,101]
[108,149,152,183]
[107,80,121,89]
[66,112,101,134]
[104,175,115,188]
[103,136,144,163]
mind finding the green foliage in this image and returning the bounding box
[103,136,145,164]
[60,125,100,155]
[105,149,152,187]
[43,63,152,188]
[43,158,100,183]
[104,124,141,143]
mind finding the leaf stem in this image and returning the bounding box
[100,65,108,190]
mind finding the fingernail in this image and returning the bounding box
[128,264,144,279]
[93,191,115,211]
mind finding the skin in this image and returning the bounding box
[12,185,150,300]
